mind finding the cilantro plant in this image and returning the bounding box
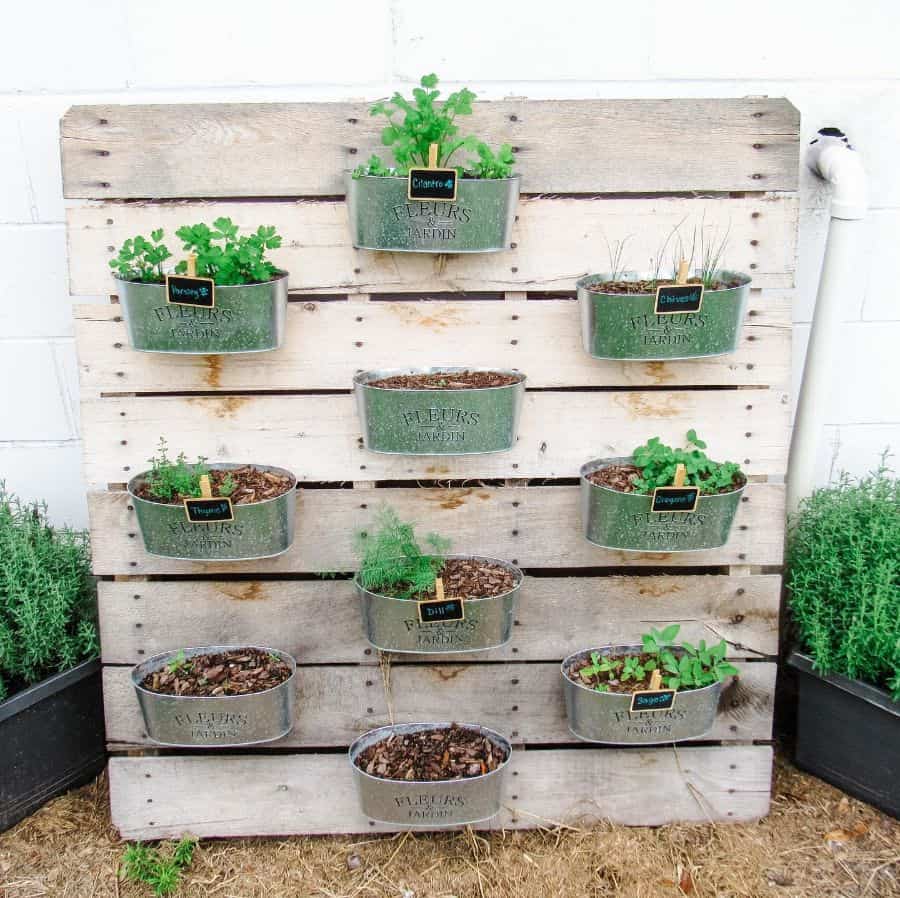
[0,483,98,700]
[352,73,515,180]
[109,230,172,283]
[630,430,743,495]
[788,458,900,699]
[144,438,209,502]
[175,218,283,286]
[356,506,451,600]
[120,837,197,897]
[575,624,739,694]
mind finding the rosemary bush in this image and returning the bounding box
[787,459,900,699]
[0,483,98,701]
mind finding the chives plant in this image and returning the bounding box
[0,482,98,701]
[787,458,900,700]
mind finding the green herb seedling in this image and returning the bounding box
[631,430,743,496]
[145,438,211,502]
[120,837,197,897]
[166,650,187,675]
[174,218,282,286]
[109,230,172,284]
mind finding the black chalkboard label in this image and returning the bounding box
[651,486,700,513]
[407,167,458,202]
[655,283,704,315]
[183,497,234,523]
[630,689,677,713]
[417,597,465,624]
[166,274,215,308]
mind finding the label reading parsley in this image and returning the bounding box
[166,274,215,308]
[407,167,458,201]
[651,486,700,513]
[417,597,465,624]
[655,283,704,315]
[183,497,234,523]
[630,689,677,713]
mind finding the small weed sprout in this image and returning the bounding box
[120,837,197,897]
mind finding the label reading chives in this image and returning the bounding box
[655,283,704,315]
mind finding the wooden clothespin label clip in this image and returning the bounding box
[417,575,465,623]
[166,252,215,308]
[407,142,458,202]
[183,473,234,523]
[651,462,700,513]
[655,257,704,315]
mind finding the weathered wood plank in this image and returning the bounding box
[98,574,780,664]
[103,661,774,749]
[74,294,791,393]
[67,195,798,296]
[61,98,799,199]
[81,389,789,488]
[108,745,773,836]
[87,483,785,575]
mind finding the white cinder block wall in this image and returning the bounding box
[1,1,898,528]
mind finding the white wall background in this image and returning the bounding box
[1,0,897,528]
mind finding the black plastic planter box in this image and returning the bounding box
[789,652,899,818]
[0,659,105,831]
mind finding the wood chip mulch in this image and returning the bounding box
[140,648,292,697]
[587,276,740,294]
[355,724,508,781]
[366,371,520,390]
[568,651,671,695]
[382,557,518,601]
[136,465,294,505]
[587,463,746,495]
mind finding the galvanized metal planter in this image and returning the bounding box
[562,645,723,745]
[355,368,525,455]
[132,645,296,747]
[349,723,512,827]
[115,272,288,354]
[355,555,523,654]
[346,174,519,253]
[580,457,745,552]
[127,463,297,561]
[577,270,751,360]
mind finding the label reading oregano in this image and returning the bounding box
[651,486,700,513]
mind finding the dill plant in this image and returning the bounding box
[355,506,451,599]
[0,483,98,701]
[787,457,900,699]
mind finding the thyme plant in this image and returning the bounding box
[787,458,900,699]
[144,439,235,501]
[0,483,98,700]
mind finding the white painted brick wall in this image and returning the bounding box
[1,0,898,527]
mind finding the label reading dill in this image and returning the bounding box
[407,167,458,202]
[630,689,677,713]
[166,274,215,308]
[655,283,704,315]
[651,486,700,513]
[183,497,234,523]
[417,597,465,624]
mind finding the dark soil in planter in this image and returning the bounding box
[587,276,741,294]
[355,724,509,781]
[568,652,677,695]
[366,371,521,390]
[381,558,519,601]
[140,648,292,697]
[135,466,294,505]
[587,463,746,495]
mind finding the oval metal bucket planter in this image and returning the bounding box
[132,645,296,747]
[561,645,723,745]
[349,722,512,827]
[355,555,523,654]
[127,463,297,561]
[346,174,519,253]
[115,272,288,354]
[580,457,745,552]
[355,368,525,455]
[577,270,751,360]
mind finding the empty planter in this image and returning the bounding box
[349,722,512,827]
[561,645,722,744]
[346,174,519,253]
[356,555,523,654]
[115,273,288,354]
[577,270,751,360]
[580,457,746,552]
[132,645,296,747]
[355,368,525,455]
[127,463,297,561]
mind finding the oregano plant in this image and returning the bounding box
[631,430,743,494]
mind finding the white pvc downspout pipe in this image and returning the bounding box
[787,129,868,520]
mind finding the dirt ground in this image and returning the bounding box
[1,756,897,898]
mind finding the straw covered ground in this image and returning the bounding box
[1,757,897,898]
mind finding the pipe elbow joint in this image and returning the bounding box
[807,129,868,220]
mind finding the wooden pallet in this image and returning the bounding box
[61,97,798,838]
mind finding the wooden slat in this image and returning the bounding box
[103,661,775,749]
[87,483,785,575]
[81,389,789,488]
[98,574,781,664]
[67,195,798,296]
[109,745,773,837]
[61,98,799,199]
[74,294,791,393]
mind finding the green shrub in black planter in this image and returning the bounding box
[787,458,900,817]
[0,483,104,831]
